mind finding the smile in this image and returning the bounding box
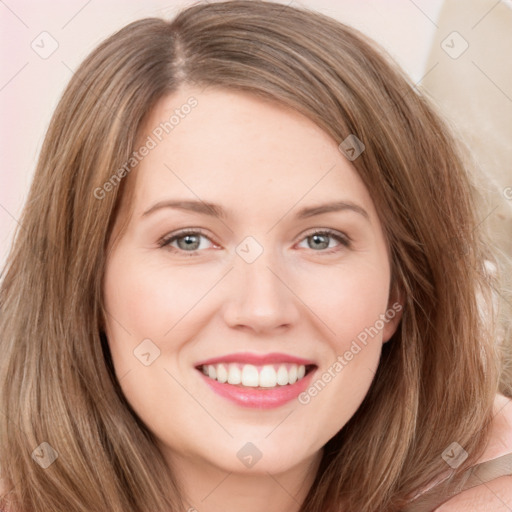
[198,362,315,388]
[194,353,318,409]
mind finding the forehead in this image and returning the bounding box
[124,86,378,224]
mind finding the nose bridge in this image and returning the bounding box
[237,235,286,305]
[222,235,299,330]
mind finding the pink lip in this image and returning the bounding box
[197,367,317,409]
[195,352,316,367]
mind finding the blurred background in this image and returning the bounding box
[0,0,511,269]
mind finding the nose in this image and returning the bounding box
[221,248,301,334]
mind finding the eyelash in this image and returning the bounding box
[157,228,351,257]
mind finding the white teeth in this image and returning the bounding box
[200,363,309,388]
[216,363,228,383]
[259,365,277,388]
[241,364,259,387]
[276,365,289,385]
[227,363,241,385]
[288,365,298,384]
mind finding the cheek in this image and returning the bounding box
[301,259,390,346]
[103,254,208,338]
[298,258,389,385]
[102,251,222,387]
[295,263,389,437]
[102,254,203,424]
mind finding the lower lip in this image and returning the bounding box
[196,367,317,409]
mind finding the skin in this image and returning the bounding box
[103,86,403,512]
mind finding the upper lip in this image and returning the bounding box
[195,352,317,368]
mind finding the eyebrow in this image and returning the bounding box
[142,199,370,221]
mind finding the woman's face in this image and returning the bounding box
[103,86,402,476]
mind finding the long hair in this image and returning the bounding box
[1,1,510,511]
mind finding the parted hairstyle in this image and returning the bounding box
[1,1,511,511]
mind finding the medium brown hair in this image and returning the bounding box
[1,1,510,511]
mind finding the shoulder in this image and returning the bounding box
[434,475,512,511]
[435,393,512,511]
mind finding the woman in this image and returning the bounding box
[0,1,511,511]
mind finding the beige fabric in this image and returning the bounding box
[420,0,512,260]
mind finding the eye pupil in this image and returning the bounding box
[178,234,200,250]
[309,234,329,250]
